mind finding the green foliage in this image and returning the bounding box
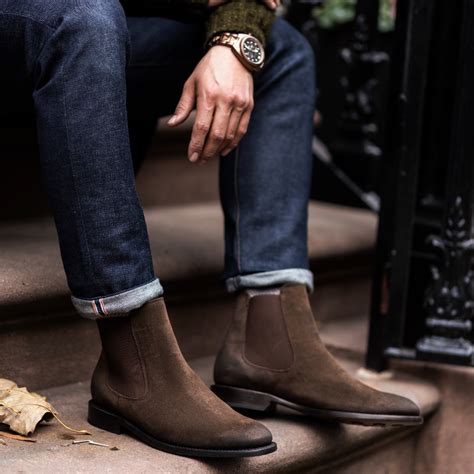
[378,0,395,32]
[312,0,356,29]
[313,0,395,32]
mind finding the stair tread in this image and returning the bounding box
[0,201,376,318]
[0,353,439,473]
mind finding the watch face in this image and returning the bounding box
[241,36,264,66]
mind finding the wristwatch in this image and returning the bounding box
[208,33,265,72]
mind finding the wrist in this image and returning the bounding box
[207,44,251,75]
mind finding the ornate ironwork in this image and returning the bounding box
[366,0,474,369]
[417,197,474,362]
[336,13,388,158]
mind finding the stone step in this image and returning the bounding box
[311,313,474,474]
[0,202,377,391]
[0,353,440,473]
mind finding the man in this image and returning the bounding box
[0,0,421,459]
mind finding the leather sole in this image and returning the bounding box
[88,400,277,458]
[212,385,424,427]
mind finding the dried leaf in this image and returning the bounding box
[0,379,54,436]
[0,379,90,437]
[0,438,6,446]
[0,431,37,442]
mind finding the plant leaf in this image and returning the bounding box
[0,379,54,436]
[0,379,91,437]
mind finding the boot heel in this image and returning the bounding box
[212,385,276,414]
[88,400,123,434]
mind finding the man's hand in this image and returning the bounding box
[167,46,254,163]
[208,0,279,10]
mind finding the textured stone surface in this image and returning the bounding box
[0,355,439,473]
[405,363,474,474]
[320,433,417,474]
[304,317,474,474]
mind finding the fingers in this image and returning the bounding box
[191,89,253,163]
[219,108,243,156]
[187,96,214,162]
[185,46,255,164]
[221,107,252,156]
[262,0,279,10]
[167,80,195,127]
[203,88,254,160]
[207,0,230,7]
[199,104,230,163]
[221,84,254,156]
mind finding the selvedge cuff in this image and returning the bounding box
[226,269,314,293]
[71,278,164,319]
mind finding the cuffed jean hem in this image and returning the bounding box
[71,278,164,319]
[225,269,314,293]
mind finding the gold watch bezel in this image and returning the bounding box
[237,34,265,71]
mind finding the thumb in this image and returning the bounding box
[168,81,195,126]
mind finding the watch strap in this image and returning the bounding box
[207,32,240,50]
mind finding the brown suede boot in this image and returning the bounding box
[212,284,423,426]
[88,298,276,458]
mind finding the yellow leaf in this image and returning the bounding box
[0,379,91,437]
[0,379,54,436]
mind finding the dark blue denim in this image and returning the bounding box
[0,0,315,314]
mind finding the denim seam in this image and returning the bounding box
[60,63,97,290]
[234,145,242,273]
[33,34,54,81]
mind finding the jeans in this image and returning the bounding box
[0,0,315,318]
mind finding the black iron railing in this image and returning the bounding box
[366,0,474,370]
[287,0,474,369]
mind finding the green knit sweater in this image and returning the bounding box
[120,0,275,46]
[206,0,275,45]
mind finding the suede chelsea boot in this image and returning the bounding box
[88,298,276,458]
[212,284,423,426]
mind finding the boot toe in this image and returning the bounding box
[380,392,420,417]
[217,420,273,450]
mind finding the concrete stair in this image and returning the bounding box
[0,124,446,472]
[313,314,474,474]
[0,355,440,473]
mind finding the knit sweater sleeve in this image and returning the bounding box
[121,0,208,11]
[121,1,275,48]
[206,0,275,46]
